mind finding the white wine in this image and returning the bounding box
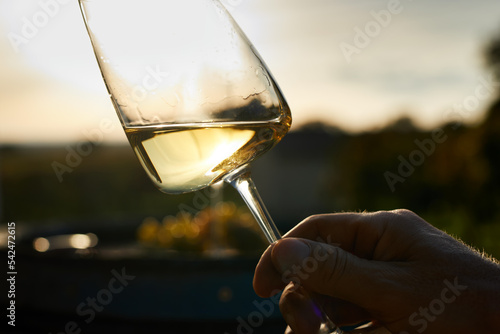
[125,120,290,194]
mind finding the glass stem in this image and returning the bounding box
[223,165,281,243]
[224,165,343,334]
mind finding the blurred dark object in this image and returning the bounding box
[0,218,283,334]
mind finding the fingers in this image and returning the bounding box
[254,210,431,298]
[279,282,371,334]
[271,238,401,308]
[319,295,372,327]
[254,212,379,298]
[254,210,475,334]
[281,212,383,255]
[279,282,321,334]
[283,210,427,259]
[254,242,288,297]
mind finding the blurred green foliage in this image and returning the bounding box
[1,103,498,258]
[327,104,500,258]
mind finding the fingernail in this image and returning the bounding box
[272,239,311,273]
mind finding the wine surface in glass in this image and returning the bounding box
[125,119,289,194]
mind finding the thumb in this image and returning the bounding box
[271,238,396,308]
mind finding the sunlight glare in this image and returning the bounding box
[84,0,244,89]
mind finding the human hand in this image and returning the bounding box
[253,209,500,334]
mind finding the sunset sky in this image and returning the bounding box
[1,0,500,144]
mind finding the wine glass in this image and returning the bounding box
[78,0,343,332]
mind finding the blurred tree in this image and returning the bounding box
[485,32,500,79]
[473,33,500,223]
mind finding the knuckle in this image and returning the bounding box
[391,208,417,218]
[372,208,422,227]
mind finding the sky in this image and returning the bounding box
[1,0,500,144]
